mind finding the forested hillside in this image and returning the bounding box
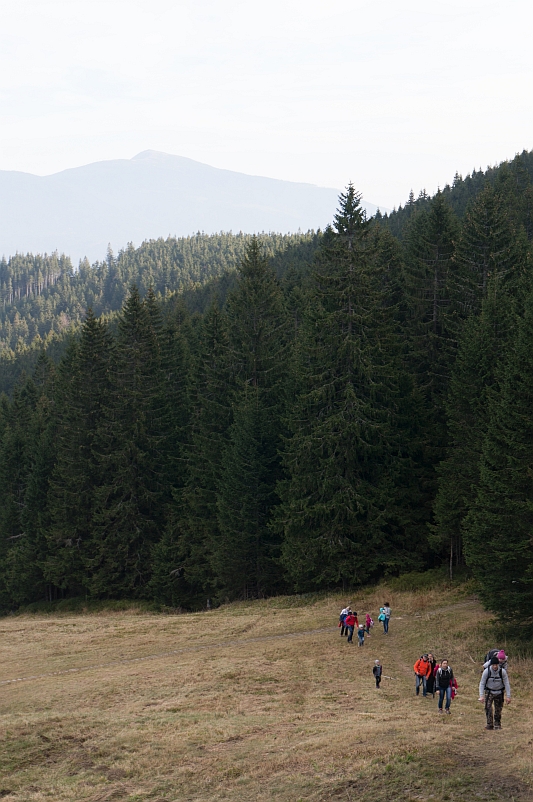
[0,231,318,394]
[381,148,533,240]
[1,151,533,632]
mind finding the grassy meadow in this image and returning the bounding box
[0,585,532,801]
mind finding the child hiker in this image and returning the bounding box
[373,660,382,688]
[357,624,365,646]
[365,613,373,635]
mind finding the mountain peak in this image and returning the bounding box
[132,150,172,161]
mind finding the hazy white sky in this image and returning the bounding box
[1,0,532,209]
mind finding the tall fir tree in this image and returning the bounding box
[448,184,527,324]
[0,378,39,607]
[463,286,533,629]
[277,186,416,590]
[4,355,56,604]
[432,188,528,571]
[431,288,515,575]
[45,311,114,594]
[215,386,281,598]
[213,238,290,599]
[90,287,166,597]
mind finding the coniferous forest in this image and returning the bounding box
[2,150,533,632]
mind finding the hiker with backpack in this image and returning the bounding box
[483,649,508,672]
[426,653,437,698]
[344,611,358,643]
[339,606,351,637]
[373,660,382,688]
[413,654,432,697]
[435,659,454,714]
[382,602,391,634]
[479,656,511,730]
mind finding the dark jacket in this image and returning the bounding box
[436,666,454,689]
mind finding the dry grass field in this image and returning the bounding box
[0,585,532,802]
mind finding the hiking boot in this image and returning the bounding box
[438,709,443,714]
[485,725,493,730]
[494,725,502,730]
[445,709,451,715]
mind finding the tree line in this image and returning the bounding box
[0,231,317,366]
[1,173,533,632]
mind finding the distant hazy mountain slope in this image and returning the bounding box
[0,151,382,263]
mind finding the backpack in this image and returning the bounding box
[378,613,385,622]
[484,648,500,663]
[483,666,504,692]
[437,667,452,687]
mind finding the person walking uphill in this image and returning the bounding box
[373,660,382,688]
[339,606,351,637]
[382,602,391,634]
[357,624,365,646]
[436,659,454,714]
[344,611,358,643]
[479,656,511,730]
[414,654,432,697]
[426,654,437,698]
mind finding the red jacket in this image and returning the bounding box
[344,614,358,628]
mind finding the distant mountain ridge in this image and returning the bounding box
[0,151,382,263]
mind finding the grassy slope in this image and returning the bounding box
[0,586,531,802]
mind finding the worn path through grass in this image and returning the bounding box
[0,586,532,801]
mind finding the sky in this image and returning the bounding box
[1,0,533,210]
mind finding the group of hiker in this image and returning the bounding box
[338,604,512,730]
[339,603,391,645]
[413,653,457,713]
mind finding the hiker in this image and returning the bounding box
[426,653,437,698]
[344,610,357,643]
[382,602,391,634]
[483,649,508,672]
[435,659,454,714]
[479,656,511,730]
[339,606,351,637]
[373,660,382,688]
[365,613,373,635]
[414,654,432,697]
[357,624,365,646]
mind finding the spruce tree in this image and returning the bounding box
[401,190,460,514]
[170,301,232,605]
[90,287,165,597]
[215,387,281,598]
[277,186,413,590]
[0,378,39,607]
[45,311,114,594]
[214,238,290,599]
[403,189,459,393]
[432,289,515,575]
[463,287,533,629]
[432,190,527,571]
[449,184,527,324]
